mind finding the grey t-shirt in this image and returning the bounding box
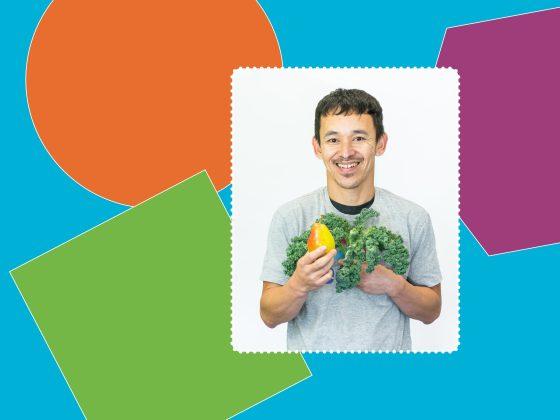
[260,186,442,351]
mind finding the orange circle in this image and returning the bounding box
[27,1,281,205]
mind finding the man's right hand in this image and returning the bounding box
[288,246,337,294]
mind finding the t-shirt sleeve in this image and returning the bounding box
[407,210,443,287]
[260,209,291,285]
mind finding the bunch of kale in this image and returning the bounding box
[282,208,409,293]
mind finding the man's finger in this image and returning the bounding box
[309,249,337,272]
[318,263,334,277]
[301,246,327,264]
[317,268,333,285]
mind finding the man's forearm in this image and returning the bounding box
[260,278,308,328]
[388,277,441,324]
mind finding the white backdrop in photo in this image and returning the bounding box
[232,68,459,352]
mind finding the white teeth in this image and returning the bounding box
[336,162,359,169]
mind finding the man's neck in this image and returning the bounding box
[326,178,376,206]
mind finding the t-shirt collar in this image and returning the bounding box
[322,186,382,219]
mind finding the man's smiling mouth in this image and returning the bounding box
[335,161,360,169]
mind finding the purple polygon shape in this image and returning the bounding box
[438,9,560,255]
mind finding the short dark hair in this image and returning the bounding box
[314,88,384,144]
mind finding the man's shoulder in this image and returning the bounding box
[377,187,429,221]
[274,187,324,218]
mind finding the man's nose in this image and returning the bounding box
[339,139,354,158]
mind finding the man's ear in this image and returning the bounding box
[312,136,322,158]
[375,133,388,156]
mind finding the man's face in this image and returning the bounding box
[313,112,387,191]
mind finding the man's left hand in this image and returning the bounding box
[357,263,405,297]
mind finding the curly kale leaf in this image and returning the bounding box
[360,226,409,274]
[353,208,379,229]
[376,227,410,275]
[281,229,310,277]
[335,208,409,292]
[336,260,361,293]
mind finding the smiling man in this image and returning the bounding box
[259,88,442,351]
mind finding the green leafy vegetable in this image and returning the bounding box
[281,229,310,277]
[281,208,410,293]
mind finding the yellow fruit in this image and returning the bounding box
[307,223,335,253]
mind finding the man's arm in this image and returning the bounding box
[356,264,441,324]
[260,281,308,328]
[388,277,441,324]
[260,247,336,328]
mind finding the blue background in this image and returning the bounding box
[2,1,559,418]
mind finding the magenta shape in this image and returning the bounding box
[438,9,560,255]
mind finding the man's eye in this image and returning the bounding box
[354,136,367,142]
[326,138,338,143]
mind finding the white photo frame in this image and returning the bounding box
[232,68,459,352]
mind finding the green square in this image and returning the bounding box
[12,172,310,419]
